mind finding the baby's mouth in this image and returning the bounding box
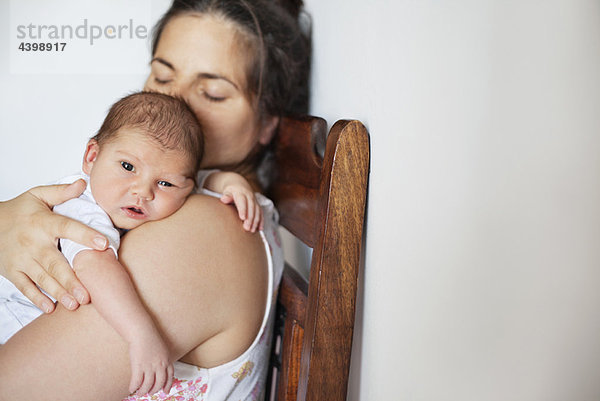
[122,206,146,218]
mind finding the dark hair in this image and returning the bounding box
[151,0,311,119]
[93,91,204,177]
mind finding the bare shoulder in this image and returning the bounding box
[123,194,267,281]
[119,193,268,366]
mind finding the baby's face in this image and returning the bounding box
[83,128,196,230]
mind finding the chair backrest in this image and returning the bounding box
[265,116,370,401]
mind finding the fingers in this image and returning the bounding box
[29,180,86,208]
[135,365,173,396]
[11,271,56,314]
[253,202,263,232]
[46,212,107,251]
[230,191,253,232]
[129,367,143,395]
[221,188,263,233]
[14,257,80,312]
[37,245,90,308]
[29,180,107,252]
[150,367,167,396]
[243,195,263,233]
[220,193,234,205]
[243,199,254,232]
[137,372,155,397]
[164,364,174,394]
[0,183,93,311]
[131,365,173,396]
[232,192,248,222]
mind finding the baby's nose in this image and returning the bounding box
[131,183,154,201]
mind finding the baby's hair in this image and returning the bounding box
[93,91,203,177]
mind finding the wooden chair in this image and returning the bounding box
[265,116,370,401]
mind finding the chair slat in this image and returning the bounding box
[276,320,304,401]
[279,263,309,321]
[269,117,327,248]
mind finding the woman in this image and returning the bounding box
[0,0,310,399]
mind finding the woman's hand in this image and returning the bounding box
[0,180,108,313]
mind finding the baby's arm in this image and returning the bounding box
[203,171,263,232]
[72,249,173,396]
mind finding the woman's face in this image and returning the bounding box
[144,14,275,168]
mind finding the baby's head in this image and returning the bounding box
[83,91,203,229]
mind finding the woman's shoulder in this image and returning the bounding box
[120,193,269,366]
[134,192,266,269]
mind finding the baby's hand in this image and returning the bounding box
[128,332,174,396]
[220,185,263,232]
[203,171,263,232]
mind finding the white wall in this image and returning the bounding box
[303,0,600,400]
[0,0,171,201]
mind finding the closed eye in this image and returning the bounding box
[203,93,226,102]
[121,161,134,172]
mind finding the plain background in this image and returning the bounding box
[3,1,600,400]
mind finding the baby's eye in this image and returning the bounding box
[120,161,134,172]
[158,180,173,187]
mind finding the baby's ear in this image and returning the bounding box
[82,140,100,174]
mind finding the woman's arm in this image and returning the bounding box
[0,194,268,400]
[0,180,108,312]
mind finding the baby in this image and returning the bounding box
[0,91,261,396]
